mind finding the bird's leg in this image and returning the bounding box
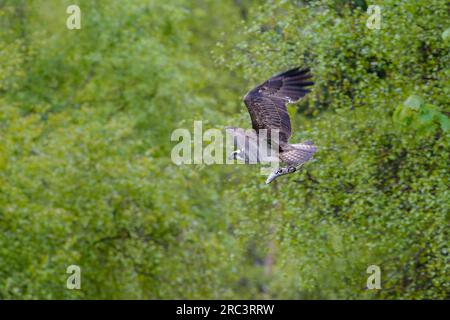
[266,164,304,184]
[290,163,305,173]
[266,166,288,184]
[287,166,297,173]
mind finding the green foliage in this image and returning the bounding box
[0,0,449,299]
[393,95,449,135]
[394,95,449,133]
[442,28,450,43]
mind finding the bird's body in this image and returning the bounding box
[228,67,317,184]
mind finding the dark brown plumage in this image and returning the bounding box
[227,67,317,183]
[243,67,313,144]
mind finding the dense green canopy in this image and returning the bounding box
[0,0,448,299]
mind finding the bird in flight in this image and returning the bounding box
[227,67,317,184]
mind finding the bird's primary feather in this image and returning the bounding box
[243,67,313,144]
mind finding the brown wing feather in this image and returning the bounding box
[243,67,313,143]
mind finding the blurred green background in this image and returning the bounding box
[0,0,448,299]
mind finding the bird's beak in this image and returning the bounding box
[265,171,279,184]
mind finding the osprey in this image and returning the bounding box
[228,67,317,184]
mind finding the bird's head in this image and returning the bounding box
[228,150,241,160]
[265,166,296,184]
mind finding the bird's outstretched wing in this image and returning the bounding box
[243,67,313,144]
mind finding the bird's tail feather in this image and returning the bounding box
[280,141,317,166]
[291,141,317,153]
